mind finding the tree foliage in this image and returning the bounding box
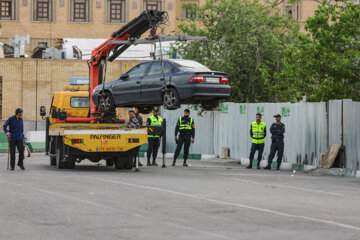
[275,0,360,101]
[175,0,300,103]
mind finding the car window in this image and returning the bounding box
[170,60,210,71]
[147,62,171,76]
[71,97,90,108]
[147,62,163,76]
[127,63,149,78]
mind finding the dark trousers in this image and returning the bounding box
[132,146,140,165]
[268,140,284,166]
[147,137,160,162]
[174,135,191,162]
[10,140,24,169]
[249,143,264,166]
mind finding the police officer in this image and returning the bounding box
[172,109,195,167]
[265,114,285,170]
[246,113,266,169]
[146,107,162,166]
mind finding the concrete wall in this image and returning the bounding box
[161,100,360,170]
[0,58,141,121]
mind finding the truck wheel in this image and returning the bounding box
[106,159,114,166]
[50,156,56,166]
[114,156,125,170]
[67,156,76,169]
[124,154,133,170]
[56,147,67,169]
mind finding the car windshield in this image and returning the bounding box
[170,60,210,71]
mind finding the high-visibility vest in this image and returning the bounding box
[251,121,266,144]
[179,117,193,130]
[148,115,163,138]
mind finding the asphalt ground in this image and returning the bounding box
[0,153,359,240]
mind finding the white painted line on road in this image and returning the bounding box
[0,179,233,240]
[95,178,360,232]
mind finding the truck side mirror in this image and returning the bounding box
[120,73,129,80]
[40,106,46,117]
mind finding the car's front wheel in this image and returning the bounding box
[163,88,180,110]
[98,91,116,113]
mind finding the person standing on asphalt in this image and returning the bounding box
[3,108,25,170]
[128,110,143,167]
[246,113,266,169]
[135,108,143,126]
[264,114,285,170]
[172,109,195,167]
[146,107,162,166]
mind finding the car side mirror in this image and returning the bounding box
[40,106,46,117]
[120,74,129,80]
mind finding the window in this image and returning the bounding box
[144,0,161,11]
[71,0,90,22]
[147,62,171,76]
[285,6,293,18]
[170,60,210,71]
[183,3,196,19]
[33,0,53,21]
[0,0,15,20]
[70,97,90,108]
[107,0,125,23]
[147,62,163,76]
[127,63,149,78]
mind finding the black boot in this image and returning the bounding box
[183,159,188,167]
[276,163,281,170]
[172,159,176,166]
[257,163,261,169]
[152,161,158,166]
[138,161,143,167]
[147,159,151,166]
[246,161,252,169]
[264,163,271,170]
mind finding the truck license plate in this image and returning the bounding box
[206,77,220,83]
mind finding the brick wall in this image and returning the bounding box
[0,58,141,121]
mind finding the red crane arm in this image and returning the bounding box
[88,11,165,121]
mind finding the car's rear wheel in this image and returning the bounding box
[201,100,219,110]
[98,91,116,113]
[163,88,180,110]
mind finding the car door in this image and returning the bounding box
[140,61,170,103]
[112,62,150,104]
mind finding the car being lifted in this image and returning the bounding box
[92,59,231,113]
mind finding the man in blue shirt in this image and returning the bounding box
[3,108,25,170]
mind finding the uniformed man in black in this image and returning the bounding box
[265,114,285,170]
[172,109,195,167]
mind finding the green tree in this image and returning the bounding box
[175,0,300,103]
[275,0,360,102]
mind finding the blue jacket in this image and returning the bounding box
[3,115,24,141]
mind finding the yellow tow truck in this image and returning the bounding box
[40,11,167,170]
[40,78,151,170]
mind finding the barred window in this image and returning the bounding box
[33,0,53,21]
[71,0,90,22]
[181,1,197,19]
[144,0,161,11]
[107,0,125,23]
[0,0,15,20]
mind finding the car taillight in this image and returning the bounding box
[71,139,83,144]
[221,77,229,83]
[189,76,205,83]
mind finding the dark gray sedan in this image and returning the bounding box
[92,59,231,113]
